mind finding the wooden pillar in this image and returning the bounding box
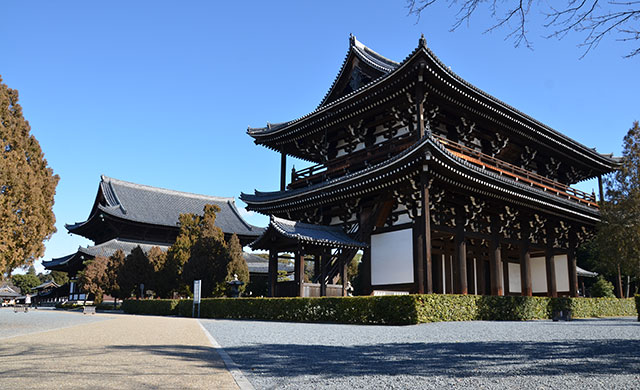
[413,222,425,294]
[568,235,578,297]
[597,175,604,204]
[520,241,532,297]
[319,251,327,297]
[268,250,278,297]
[421,174,433,293]
[489,233,503,296]
[433,251,443,294]
[503,256,510,296]
[280,152,287,191]
[545,235,557,297]
[466,256,475,295]
[295,248,305,297]
[476,258,486,295]
[359,208,373,295]
[341,253,348,297]
[455,225,468,295]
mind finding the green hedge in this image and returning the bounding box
[122,295,637,325]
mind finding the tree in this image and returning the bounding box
[590,275,616,297]
[104,250,126,302]
[180,204,242,297]
[595,121,640,297]
[160,212,204,297]
[77,256,109,304]
[11,273,41,294]
[226,234,249,295]
[407,1,640,58]
[118,246,157,298]
[49,270,69,286]
[0,77,59,274]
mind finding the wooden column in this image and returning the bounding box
[319,251,327,297]
[444,252,453,294]
[503,257,510,296]
[545,237,557,297]
[295,248,305,297]
[489,233,503,296]
[280,152,287,191]
[455,225,468,295]
[359,208,373,295]
[476,258,486,295]
[341,253,348,297]
[433,251,443,294]
[413,222,425,294]
[421,174,433,293]
[597,175,604,204]
[467,257,475,295]
[268,250,278,297]
[520,241,533,297]
[568,235,578,297]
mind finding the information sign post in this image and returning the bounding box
[192,280,201,318]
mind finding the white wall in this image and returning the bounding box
[531,257,547,294]
[371,229,414,285]
[554,255,570,292]
[508,263,521,293]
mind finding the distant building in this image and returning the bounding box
[43,175,264,301]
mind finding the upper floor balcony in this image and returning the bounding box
[288,135,598,208]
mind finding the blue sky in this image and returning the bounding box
[1,1,637,273]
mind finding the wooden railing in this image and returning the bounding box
[289,138,415,188]
[433,134,598,207]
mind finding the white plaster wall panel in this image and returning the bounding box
[394,213,411,225]
[530,257,547,294]
[371,229,414,285]
[554,255,570,292]
[508,263,522,293]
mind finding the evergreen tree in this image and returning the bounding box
[118,246,154,298]
[0,77,59,274]
[78,256,109,304]
[49,270,69,286]
[226,234,249,295]
[11,273,40,294]
[105,250,126,300]
[596,121,640,297]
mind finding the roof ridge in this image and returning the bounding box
[101,175,234,202]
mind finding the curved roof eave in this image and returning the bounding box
[243,136,600,223]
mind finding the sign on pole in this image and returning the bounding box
[192,280,201,318]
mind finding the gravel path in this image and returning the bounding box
[0,307,108,339]
[200,317,640,390]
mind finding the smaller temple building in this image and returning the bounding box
[44,175,264,302]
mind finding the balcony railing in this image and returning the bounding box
[433,134,598,207]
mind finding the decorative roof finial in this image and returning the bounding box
[419,34,427,48]
[349,33,356,46]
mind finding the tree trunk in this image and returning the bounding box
[616,264,624,298]
[626,275,630,298]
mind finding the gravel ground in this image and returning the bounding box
[0,307,108,339]
[200,317,640,390]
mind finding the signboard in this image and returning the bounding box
[193,280,201,304]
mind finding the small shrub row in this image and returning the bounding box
[122,295,637,325]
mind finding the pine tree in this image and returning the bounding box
[226,234,249,295]
[596,121,640,297]
[0,77,59,274]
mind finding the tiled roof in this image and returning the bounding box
[67,176,263,238]
[251,216,367,250]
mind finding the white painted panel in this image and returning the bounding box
[554,255,570,292]
[531,257,547,294]
[394,213,412,225]
[508,263,521,293]
[371,229,414,285]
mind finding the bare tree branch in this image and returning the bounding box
[406,0,640,58]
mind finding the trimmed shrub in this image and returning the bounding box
[122,299,179,316]
[590,276,616,297]
[122,295,637,324]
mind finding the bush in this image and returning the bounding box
[122,299,180,316]
[590,276,616,297]
[122,295,637,324]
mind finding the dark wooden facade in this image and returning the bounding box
[242,36,619,297]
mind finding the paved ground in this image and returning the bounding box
[0,308,238,390]
[200,317,640,390]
